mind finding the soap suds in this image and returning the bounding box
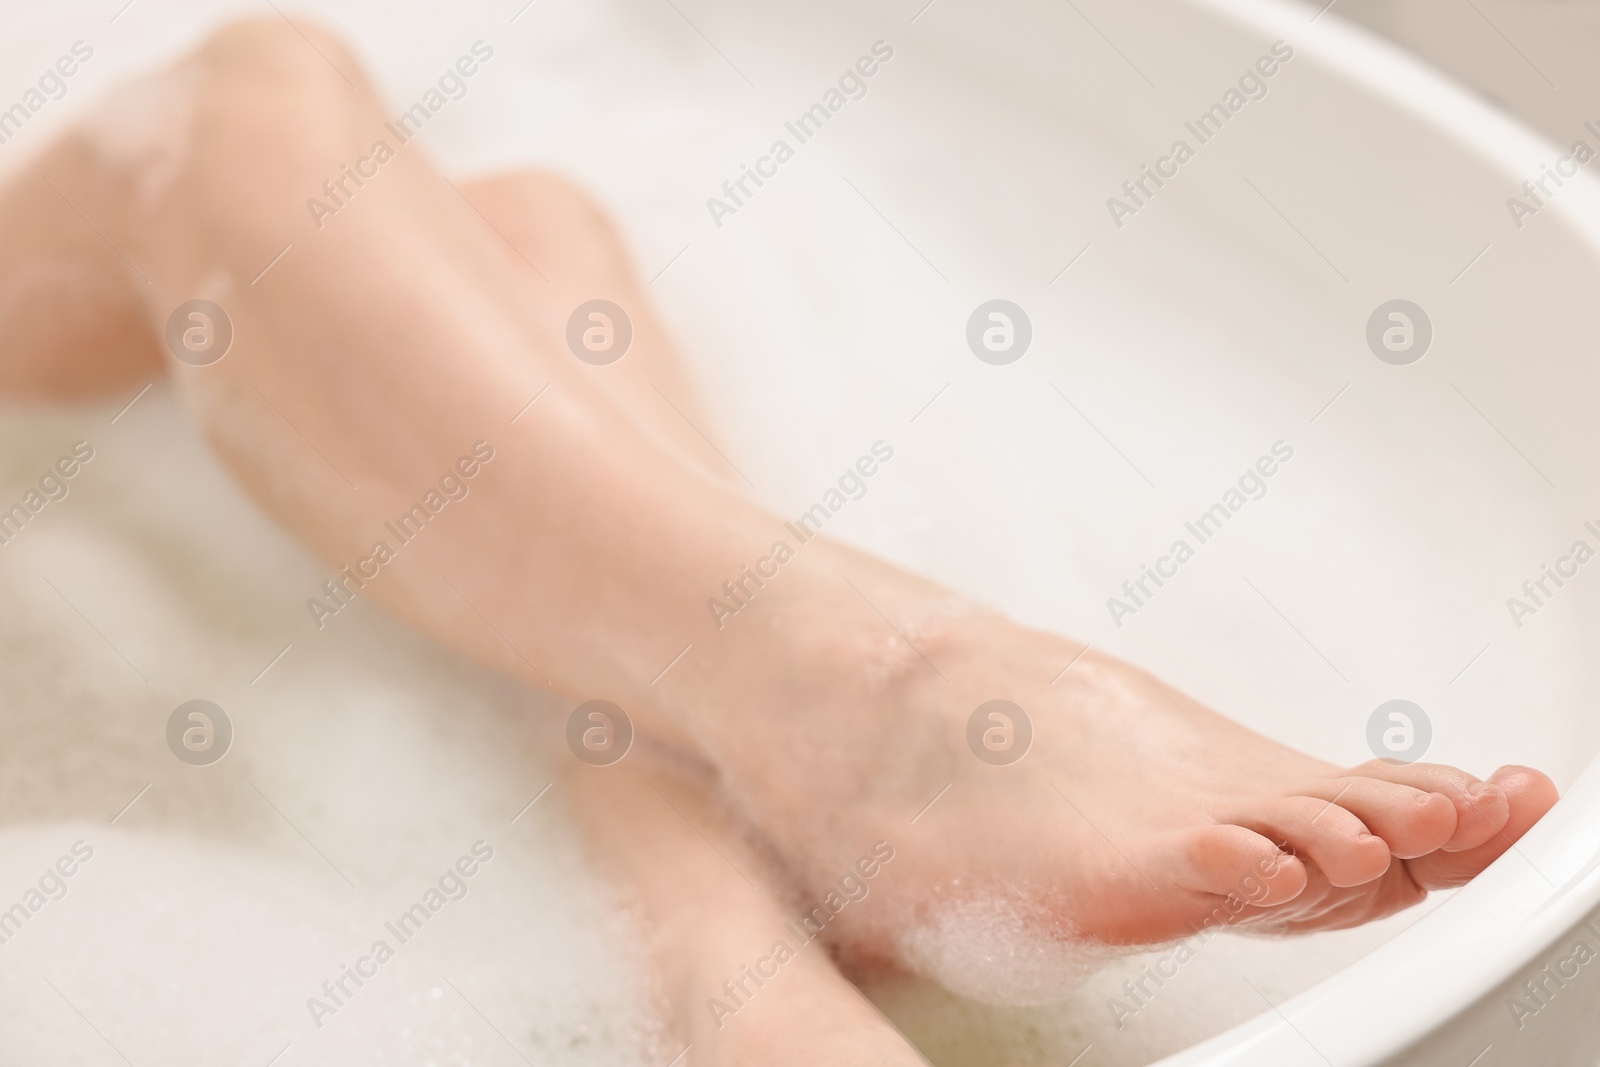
[897,892,1119,1007]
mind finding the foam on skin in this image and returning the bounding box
[897,892,1119,1007]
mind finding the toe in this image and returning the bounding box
[1346,760,1509,851]
[1223,796,1392,888]
[1405,766,1560,889]
[1167,824,1307,906]
[1299,778,1457,859]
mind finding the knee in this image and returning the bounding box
[194,15,368,96]
[477,172,616,236]
[185,15,380,146]
[463,170,632,275]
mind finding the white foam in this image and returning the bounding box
[0,395,665,1065]
[897,892,1119,1007]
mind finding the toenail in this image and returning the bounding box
[1466,782,1499,798]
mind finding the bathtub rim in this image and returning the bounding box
[1140,0,1600,1062]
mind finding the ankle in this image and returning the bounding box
[662,556,1015,802]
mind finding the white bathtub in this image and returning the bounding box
[2,0,1598,1063]
[1146,3,1600,1063]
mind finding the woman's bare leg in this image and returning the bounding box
[456,171,727,477]
[0,155,162,396]
[10,18,1557,1001]
[570,752,926,1066]
[1,144,931,1066]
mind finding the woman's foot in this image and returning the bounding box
[8,18,1558,1008]
[716,611,1558,1002]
